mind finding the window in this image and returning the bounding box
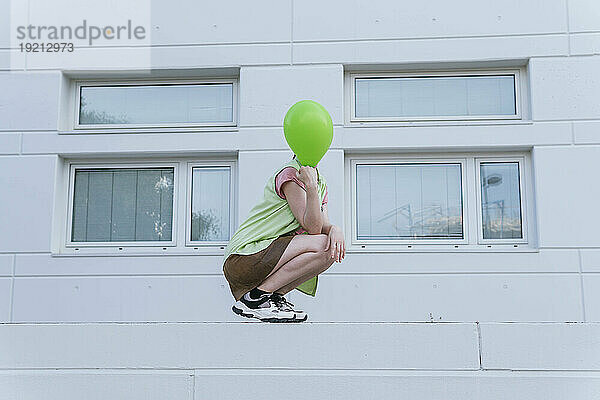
[349,70,521,123]
[348,153,532,249]
[70,166,175,244]
[75,79,237,129]
[356,162,464,241]
[188,166,231,243]
[476,158,526,243]
[64,159,235,254]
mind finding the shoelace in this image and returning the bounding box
[270,293,295,312]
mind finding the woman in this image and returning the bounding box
[222,154,345,322]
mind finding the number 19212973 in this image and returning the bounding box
[20,42,74,52]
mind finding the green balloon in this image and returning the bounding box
[283,100,333,167]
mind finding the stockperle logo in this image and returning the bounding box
[16,19,147,46]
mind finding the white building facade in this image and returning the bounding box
[1,0,600,398]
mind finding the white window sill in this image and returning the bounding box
[58,126,239,135]
[53,247,227,257]
[52,245,539,257]
[344,120,533,128]
[347,245,538,253]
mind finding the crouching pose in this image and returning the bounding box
[222,154,345,322]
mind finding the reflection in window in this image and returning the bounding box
[355,75,516,119]
[480,162,523,239]
[356,163,463,240]
[71,168,174,242]
[191,167,231,241]
[79,83,234,125]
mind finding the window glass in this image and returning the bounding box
[79,83,233,125]
[71,168,174,242]
[190,167,231,241]
[356,163,463,240]
[480,162,523,239]
[355,75,516,119]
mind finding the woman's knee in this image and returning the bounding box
[303,234,329,253]
[290,234,333,266]
[322,251,337,267]
[300,234,334,266]
[316,238,337,267]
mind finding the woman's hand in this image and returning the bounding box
[296,166,318,190]
[324,226,345,263]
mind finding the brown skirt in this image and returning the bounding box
[223,230,296,301]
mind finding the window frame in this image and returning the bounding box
[475,156,528,245]
[348,68,522,124]
[185,161,236,248]
[346,152,533,252]
[60,157,237,256]
[66,161,179,248]
[73,78,238,130]
[349,157,470,246]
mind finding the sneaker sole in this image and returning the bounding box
[232,305,307,323]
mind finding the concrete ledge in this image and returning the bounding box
[2,323,600,399]
[0,322,479,370]
[3,323,600,371]
[3,370,600,400]
[194,370,600,400]
[480,323,600,370]
[0,371,194,400]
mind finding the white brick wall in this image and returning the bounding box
[0,156,57,253]
[533,146,600,248]
[1,2,600,396]
[0,0,598,325]
[2,2,600,398]
[239,65,343,126]
[0,72,61,130]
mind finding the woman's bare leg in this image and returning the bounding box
[261,234,328,279]
[275,251,335,295]
[256,234,335,293]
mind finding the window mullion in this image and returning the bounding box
[177,160,187,249]
[465,157,479,246]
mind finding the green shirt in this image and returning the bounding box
[222,157,328,296]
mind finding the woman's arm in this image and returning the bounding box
[320,203,333,235]
[281,166,323,234]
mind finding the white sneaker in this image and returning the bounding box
[270,292,308,322]
[232,293,298,323]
